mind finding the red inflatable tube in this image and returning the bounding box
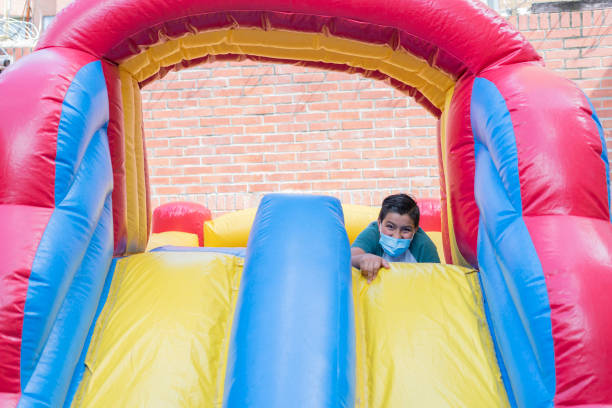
[101,61,128,256]
[0,47,98,402]
[151,202,212,246]
[36,0,539,77]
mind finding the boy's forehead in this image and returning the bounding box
[381,212,415,226]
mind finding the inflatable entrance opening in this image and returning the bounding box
[0,0,611,407]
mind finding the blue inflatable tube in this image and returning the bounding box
[18,61,114,407]
[223,194,355,408]
[471,78,555,407]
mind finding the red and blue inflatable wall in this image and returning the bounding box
[0,0,610,407]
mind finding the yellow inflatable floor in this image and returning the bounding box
[72,252,508,407]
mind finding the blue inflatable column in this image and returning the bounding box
[223,194,355,408]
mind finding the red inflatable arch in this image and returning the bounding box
[0,0,610,407]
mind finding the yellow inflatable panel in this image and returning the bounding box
[131,77,149,251]
[146,231,199,251]
[203,205,443,257]
[426,231,445,264]
[119,69,141,254]
[352,263,509,407]
[203,207,257,247]
[120,28,455,110]
[72,252,243,407]
[202,205,388,247]
[342,204,380,244]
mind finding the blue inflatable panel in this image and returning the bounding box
[150,246,247,258]
[477,271,518,408]
[19,60,113,402]
[63,257,118,408]
[223,194,355,408]
[584,94,611,221]
[471,77,555,407]
[20,196,113,408]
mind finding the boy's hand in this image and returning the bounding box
[358,254,390,283]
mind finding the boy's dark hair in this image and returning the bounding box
[378,194,420,228]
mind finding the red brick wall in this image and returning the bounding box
[141,9,612,216]
[143,63,441,215]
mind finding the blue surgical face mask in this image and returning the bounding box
[379,232,412,257]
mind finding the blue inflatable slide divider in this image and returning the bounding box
[223,194,355,407]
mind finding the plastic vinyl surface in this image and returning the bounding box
[36,0,539,79]
[352,263,509,408]
[438,84,467,266]
[32,0,540,117]
[1,0,610,405]
[119,69,149,254]
[67,250,510,407]
[203,207,257,247]
[151,246,247,258]
[471,66,612,406]
[146,231,200,251]
[101,61,128,256]
[0,48,111,405]
[64,258,118,407]
[117,27,452,112]
[15,59,114,408]
[71,251,243,407]
[471,74,556,407]
[524,215,612,405]
[203,203,443,248]
[224,194,355,407]
[151,201,212,246]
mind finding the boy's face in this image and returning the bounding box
[378,212,416,240]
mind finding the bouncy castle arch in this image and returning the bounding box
[1,0,611,407]
[33,0,552,264]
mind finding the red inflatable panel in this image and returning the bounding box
[445,74,479,266]
[436,122,453,264]
[101,61,128,256]
[0,205,53,400]
[480,64,610,221]
[0,48,94,208]
[525,215,612,405]
[0,48,97,404]
[152,202,212,246]
[107,10,463,82]
[417,198,442,232]
[36,0,539,76]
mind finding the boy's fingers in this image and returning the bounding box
[382,259,390,268]
[370,269,378,282]
[363,267,373,283]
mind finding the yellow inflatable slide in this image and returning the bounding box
[71,252,508,407]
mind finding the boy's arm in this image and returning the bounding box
[351,222,379,255]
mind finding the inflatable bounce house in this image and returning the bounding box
[0,0,611,406]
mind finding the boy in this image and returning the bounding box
[351,194,440,282]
